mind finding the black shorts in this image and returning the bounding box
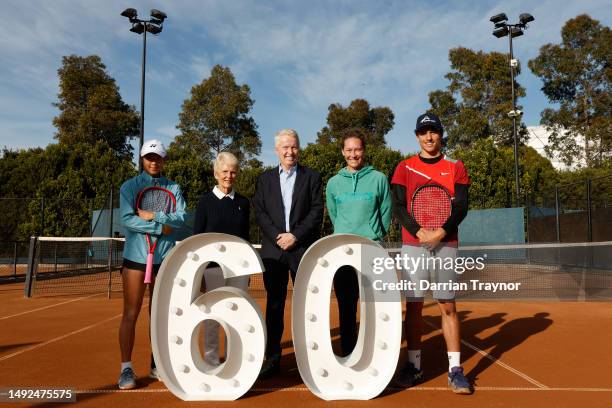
[122,259,161,276]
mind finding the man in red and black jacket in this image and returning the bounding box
[391,112,472,394]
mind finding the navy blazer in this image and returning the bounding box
[253,164,323,261]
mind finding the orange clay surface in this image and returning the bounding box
[1,281,612,407]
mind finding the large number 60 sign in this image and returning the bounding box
[151,233,402,401]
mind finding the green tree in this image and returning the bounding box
[233,164,267,244]
[1,142,136,239]
[175,65,261,163]
[163,146,214,211]
[429,47,527,149]
[1,148,45,240]
[453,138,557,209]
[53,55,139,158]
[316,99,394,147]
[528,14,611,168]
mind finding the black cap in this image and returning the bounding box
[415,112,444,134]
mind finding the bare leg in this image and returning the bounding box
[119,268,147,363]
[438,300,460,352]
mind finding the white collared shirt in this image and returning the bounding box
[279,165,297,231]
[213,186,235,200]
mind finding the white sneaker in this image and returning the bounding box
[149,367,161,380]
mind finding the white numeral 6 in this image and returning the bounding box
[151,233,266,401]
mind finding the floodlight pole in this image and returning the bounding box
[122,8,166,172]
[508,33,520,207]
[138,25,147,172]
[491,13,534,208]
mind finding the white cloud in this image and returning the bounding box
[155,125,177,138]
[188,55,213,82]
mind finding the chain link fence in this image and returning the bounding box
[528,174,612,243]
[0,187,117,281]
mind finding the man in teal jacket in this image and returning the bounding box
[325,128,392,356]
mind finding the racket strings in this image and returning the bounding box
[412,186,451,229]
[139,189,174,213]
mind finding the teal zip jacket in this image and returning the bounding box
[120,172,187,264]
[325,165,392,241]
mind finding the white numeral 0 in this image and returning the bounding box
[151,233,266,401]
[292,234,402,400]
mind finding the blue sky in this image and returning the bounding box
[1,0,610,166]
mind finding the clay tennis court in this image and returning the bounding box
[2,274,612,408]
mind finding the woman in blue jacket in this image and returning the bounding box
[117,140,186,390]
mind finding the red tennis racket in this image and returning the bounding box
[411,184,452,254]
[136,186,176,284]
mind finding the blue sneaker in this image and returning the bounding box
[448,366,472,394]
[118,367,136,390]
[394,361,423,388]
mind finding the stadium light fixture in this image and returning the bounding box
[151,9,167,21]
[146,24,162,35]
[489,13,508,24]
[129,22,145,34]
[510,27,524,38]
[121,8,167,171]
[121,8,137,20]
[490,12,535,207]
[493,27,508,38]
[519,13,535,25]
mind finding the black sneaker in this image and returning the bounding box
[394,361,423,388]
[258,354,281,379]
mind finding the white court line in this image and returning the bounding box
[0,313,121,362]
[423,320,548,389]
[0,293,102,320]
[459,337,549,389]
[75,386,612,394]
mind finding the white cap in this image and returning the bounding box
[140,139,167,158]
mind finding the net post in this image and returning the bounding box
[24,236,38,298]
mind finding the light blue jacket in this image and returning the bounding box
[120,172,186,264]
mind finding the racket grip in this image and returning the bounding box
[144,253,154,284]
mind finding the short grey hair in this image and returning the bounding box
[213,151,239,173]
[274,128,300,147]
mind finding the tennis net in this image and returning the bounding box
[25,237,124,297]
[23,238,612,301]
[452,242,612,300]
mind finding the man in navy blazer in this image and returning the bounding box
[253,128,323,378]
